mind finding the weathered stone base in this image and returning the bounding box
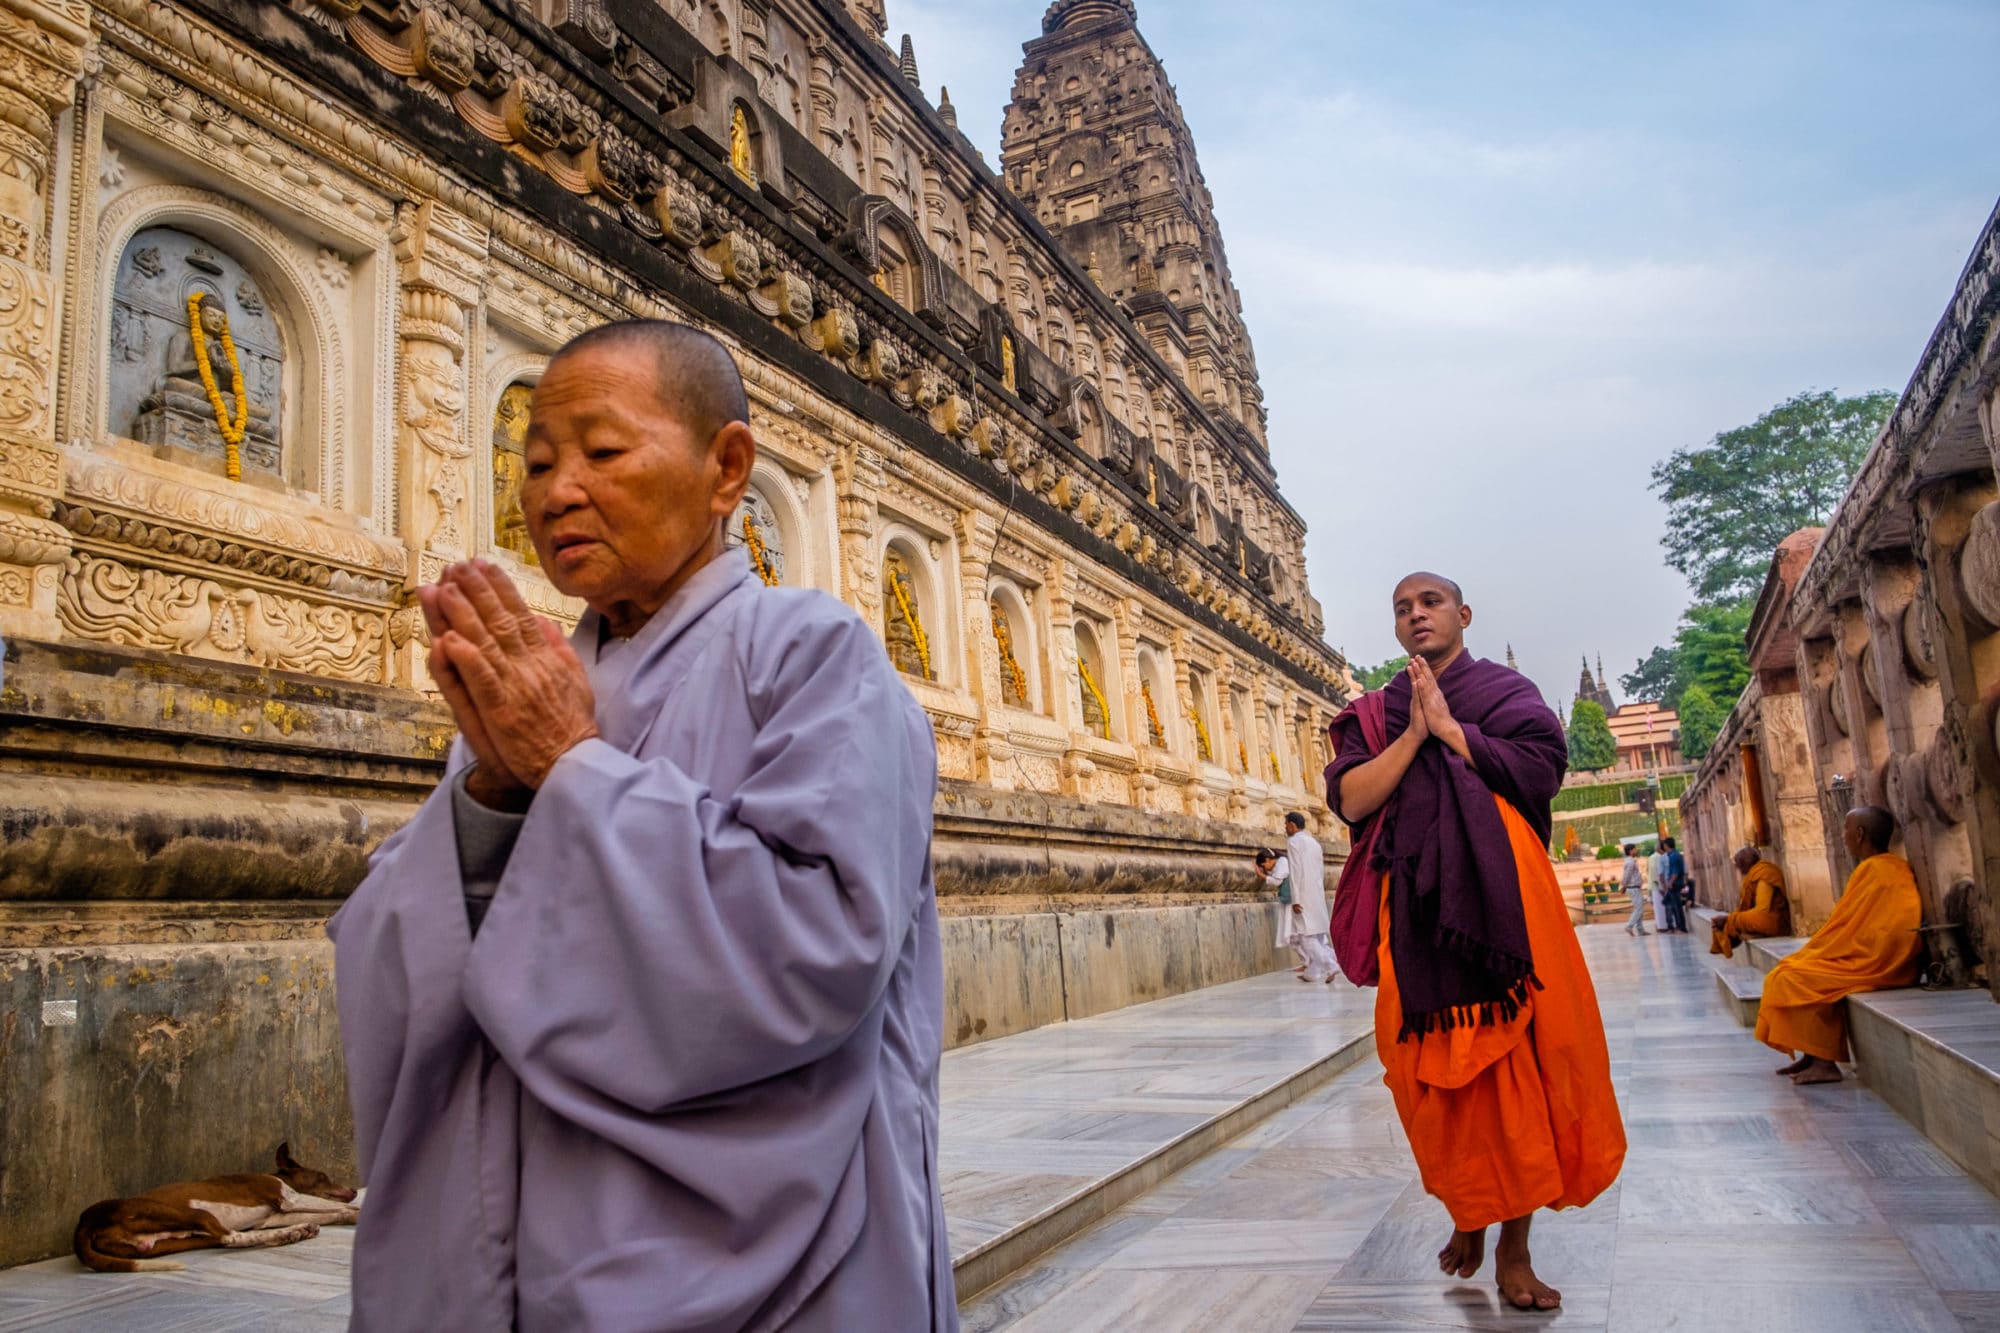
[0,898,1295,1268]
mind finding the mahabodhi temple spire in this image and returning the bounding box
[1000,0,1269,449]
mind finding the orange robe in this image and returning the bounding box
[1711,861,1789,958]
[1376,795,1626,1231]
[1755,853,1922,1063]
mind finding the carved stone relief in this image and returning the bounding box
[112,227,284,477]
[58,552,386,682]
[732,484,785,585]
[490,381,536,563]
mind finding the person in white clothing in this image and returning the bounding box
[1284,812,1339,984]
[1257,847,1307,972]
[1621,844,1649,936]
[1647,842,1671,932]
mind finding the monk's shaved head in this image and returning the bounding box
[1393,571,1464,606]
[1846,805,1896,856]
[547,319,749,447]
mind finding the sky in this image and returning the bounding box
[891,0,2000,710]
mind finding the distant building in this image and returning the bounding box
[1606,702,1683,773]
[1575,655,1616,715]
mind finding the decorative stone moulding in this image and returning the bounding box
[1902,598,1939,682]
[1960,501,2000,632]
[1828,680,1850,737]
[267,0,1343,694]
[1925,729,1967,825]
[1859,640,1882,707]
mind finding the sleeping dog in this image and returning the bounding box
[74,1143,360,1273]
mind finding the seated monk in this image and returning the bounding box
[1711,846,1789,958]
[1756,805,1923,1086]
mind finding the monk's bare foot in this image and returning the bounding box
[1495,1215,1559,1311]
[1791,1058,1843,1085]
[1775,1054,1813,1076]
[1437,1226,1485,1279]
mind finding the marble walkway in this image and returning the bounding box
[962,927,2000,1332]
[6,928,1997,1330]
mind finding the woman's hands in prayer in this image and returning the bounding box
[1408,656,1472,762]
[419,560,601,805]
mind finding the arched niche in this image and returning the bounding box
[987,576,1041,712]
[730,462,809,588]
[1187,664,1219,764]
[728,99,762,186]
[1137,643,1173,751]
[881,534,943,684]
[104,215,326,492]
[1229,686,1251,772]
[1075,618,1117,740]
[1265,701,1288,784]
[845,194,944,313]
[488,374,540,565]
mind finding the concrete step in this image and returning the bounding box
[1847,987,2000,1200]
[941,971,1377,1300]
[1713,965,1764,1027]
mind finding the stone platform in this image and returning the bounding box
[0,972,1369,1328]
[12,928,1998,1330]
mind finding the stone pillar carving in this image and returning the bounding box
[1170,628,1200,815]
[957,508,1011,789]
[832,441,883,627]
[1833,600,1882,817]
[390,200,487,686]
[1914,481,2000,989]
[0,1,89,638]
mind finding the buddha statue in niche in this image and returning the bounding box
[881,548,932,680]
[118,232,283,480]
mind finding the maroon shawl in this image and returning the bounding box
[1325,654,1567,1040]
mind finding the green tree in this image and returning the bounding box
[1626,599,1753,713]
[1677,683,1725,761]
[1650,388,1894,602]
[1567,699,1617,772]
[1619,645,1680,708]
[1674,600,1752,701]
[1356,655,1409,690]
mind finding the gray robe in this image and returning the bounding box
[329,550,956,1332]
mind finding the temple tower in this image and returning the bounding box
[1000,0,1268,448]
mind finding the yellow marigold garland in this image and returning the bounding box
[1238,739,1248,772]
[186,292,249,481]
[991,603,1029,703]
[890,569,932,679]
[1188,700,1213,761]
[1269,750,1283,783]
[742,512,780,586]
[1141,679,1165,747]
[1077,655,1111,738]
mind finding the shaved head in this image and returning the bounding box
[1846,805,1896,857]
[1394,571,1464,605]
[546,319,749,447]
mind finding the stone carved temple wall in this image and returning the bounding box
[1682,199,2000,996]
[0,0,1354,1262]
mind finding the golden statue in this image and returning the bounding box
[991,600,1029,707]
[1000,334,1017,394]
[1077,653,1110,738]
[491,383,538,564]
[729,104,756,185]
[882,550,933,680]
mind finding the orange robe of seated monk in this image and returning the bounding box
[1376,794,1626,1232]
[1711,860,1789,959]
[1755,853,1922,1063]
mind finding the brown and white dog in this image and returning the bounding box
[73,1143,361,1273]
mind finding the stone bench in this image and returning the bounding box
[1744,936,1807,974]
[1845,987,2000,1198]
[1713,965,1764,1027]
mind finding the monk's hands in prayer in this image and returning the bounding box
[1409,657,1471,762]
[422,559,600,799]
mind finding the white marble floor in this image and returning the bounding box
[7,930,1995,1331]
[961,928,2000,1333]
[0,968,1369,1329]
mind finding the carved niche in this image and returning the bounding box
[733,485,785,585]
[491,381,537,564]
[881,546,934,681]
[111,228,285,479]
